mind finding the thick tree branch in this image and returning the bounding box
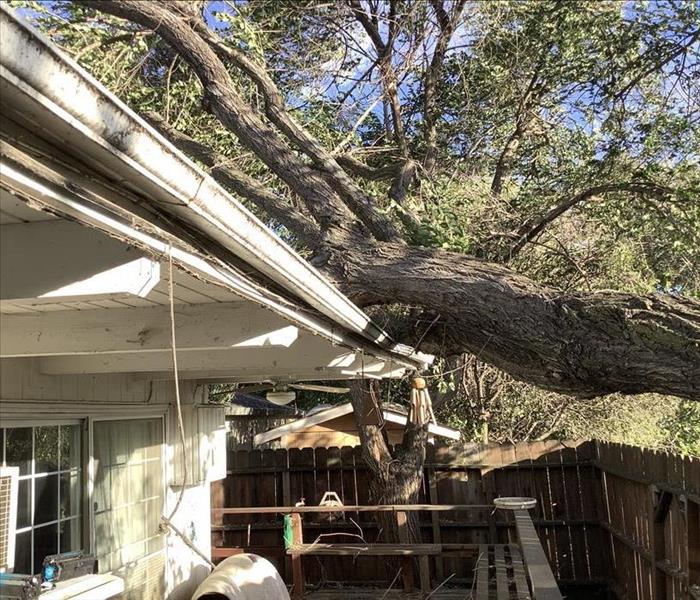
[85,0,381,246]
[143,112,323,247]
[423,0,466,172]
[335,154,402,181]
[193,11,401,242]
[506,182,674,259]
[332,243,700,400]
[347,0,408,157]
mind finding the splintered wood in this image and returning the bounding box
[409,376,435,427]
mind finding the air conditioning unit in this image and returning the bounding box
[0,466,19,573]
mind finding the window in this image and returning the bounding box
[1,424,82,574]
[92,418,164,573]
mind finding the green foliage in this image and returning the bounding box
[661,401,700,456]
[433,358,699,456]
[10,0,699,451]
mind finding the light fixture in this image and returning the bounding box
[266,390,296,405]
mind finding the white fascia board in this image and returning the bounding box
[253,403,460,446]
[0,6,425,364]
[382,411,461,440]
[0,220,160,302]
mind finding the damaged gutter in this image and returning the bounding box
[0,6,431,371]
[0,153,426,373]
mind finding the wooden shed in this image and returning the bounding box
[253,402,460,449]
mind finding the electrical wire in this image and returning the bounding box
[165,244,188,521]
[160,246,215,570]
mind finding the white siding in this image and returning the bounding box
[0,356,222,599]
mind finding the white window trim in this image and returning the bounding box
[2,410,169,576]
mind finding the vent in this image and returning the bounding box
[0,466,19,573]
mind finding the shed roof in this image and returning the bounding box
[253,402,460,446]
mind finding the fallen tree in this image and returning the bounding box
[39,0,700,544]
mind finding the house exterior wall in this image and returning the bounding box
[0,356,224,600]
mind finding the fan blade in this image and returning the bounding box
[290,383,350,394]
[237,383,275,394]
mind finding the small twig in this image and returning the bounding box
[426,572,456,598]
[349,516,364,539]
[379,567,403,599]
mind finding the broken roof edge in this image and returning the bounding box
[253,402,460,446]
[0,7,433,373]
[0,150,428,375]
[0,6,431,369]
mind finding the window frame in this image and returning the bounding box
[1,420,85,573]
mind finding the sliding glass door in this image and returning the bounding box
[92,418,164,573]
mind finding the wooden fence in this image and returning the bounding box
[210,440,699,599]
[596,441,699,600]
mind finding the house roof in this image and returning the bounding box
[253,402,460,446]
[0,6,432,380]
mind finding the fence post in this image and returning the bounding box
[427,468,444,580]
[396,510,415,592]
[290,511,305,600]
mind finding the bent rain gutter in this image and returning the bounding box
[0,7,405,353]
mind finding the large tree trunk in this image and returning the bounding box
[86,0,700,402]
[332,243,700,400]
[348,380,428,543]
[349,380,428,584]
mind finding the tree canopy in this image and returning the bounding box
[12,1,699,413]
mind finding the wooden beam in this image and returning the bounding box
[396,510,415,592]
[1,302,299,357]
[513,510,563,600]
[0,220,159,303]
[286,543,440,556]
[290,512,304,600]
[651,486,673,600]
[601,520,691,583]
[494,544,508,600]
[36,348,396,377]
[427,468,444,580]
[475,546,489,600]
[212,504,493,514]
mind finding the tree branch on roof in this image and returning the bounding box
[144,112,323,248]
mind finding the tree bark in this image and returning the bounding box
[86,1,700,403]
[348,380,428,544]
[333,243,700,400]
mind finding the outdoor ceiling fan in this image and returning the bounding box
[238,381,351,405]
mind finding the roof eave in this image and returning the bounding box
[0,6,431,371]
